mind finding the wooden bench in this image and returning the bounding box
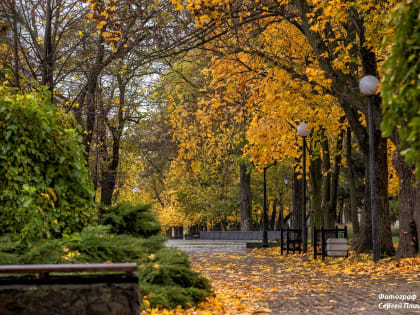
[326,238,348,256]
[0,263,138,280]
[313,226,348,260]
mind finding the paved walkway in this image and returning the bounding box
[167,240,420,314]
[166,239,247,253]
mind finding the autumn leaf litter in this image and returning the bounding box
[142,247,420,314]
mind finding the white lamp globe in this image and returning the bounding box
[359,75,379,96]
[297,123,311,137]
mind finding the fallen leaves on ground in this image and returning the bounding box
[141,247,420,314]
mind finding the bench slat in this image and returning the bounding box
[0,263,137,275]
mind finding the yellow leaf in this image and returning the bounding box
[40,193,50,200]
[96,21,106,30]
[47,188,57,201]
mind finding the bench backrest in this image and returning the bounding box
[0,263,137,279]
[326,238,348,257]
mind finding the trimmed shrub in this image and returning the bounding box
[99,202,162,237]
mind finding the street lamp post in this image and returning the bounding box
[263,166,269,247]
[283,176,290,228]
[359,75,380,262]
[262,162,277,247]
[297,123,311,253]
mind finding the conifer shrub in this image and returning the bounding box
[0,204,212,309]
[99,202,161,237]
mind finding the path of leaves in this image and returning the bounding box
[142,248,420,314]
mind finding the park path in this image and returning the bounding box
[167,240,420,314]
[166,240,247,253]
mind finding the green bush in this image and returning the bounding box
[381,1,420,177]
[99,202,162,237]
[138,246,211,308]
[0,205,212,309]
[0,86,95,240]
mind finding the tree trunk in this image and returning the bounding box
[358,154,372,252]
[337,199,343,224]
[293,1,394,255]
[356,136,394,255]
[327,130,344,227]
[270,200,277,231]
[239,163,252,231]
[99,76,125,205]
[375,137,394,255]
[83,76,99,159]
[100,171,116,205]
[276,202,284,230]
[310,150,323,228]
[320,131,331,227]
[345,128,360,238]
[100,130,120,205]
[42,0,54,95]
[344,203,351,224]
[82,37,105,159]
[393,151,419,257]
[11,3,20,89]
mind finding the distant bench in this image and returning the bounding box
[0,263,140,315]
[184,233,200,240]
[313,226,348,260]
[280,228,304,254]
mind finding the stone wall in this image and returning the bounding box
[0,275,140,315]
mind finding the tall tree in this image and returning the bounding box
[163,51,256,230]
[0,0,88,93]
[181,0,397,255]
